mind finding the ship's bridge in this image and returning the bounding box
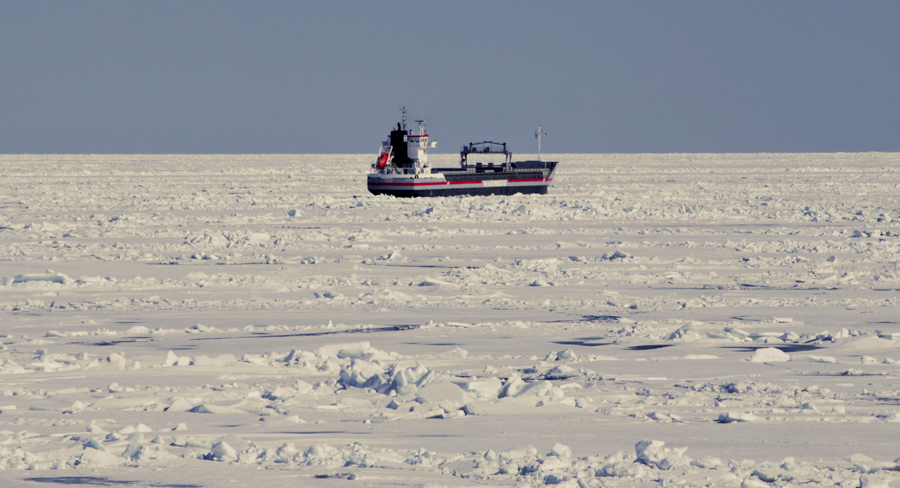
[407,120,436,166]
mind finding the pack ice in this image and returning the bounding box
[0,153,899,487]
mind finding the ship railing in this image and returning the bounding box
[460,141,512,167]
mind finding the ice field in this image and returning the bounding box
[0,153,899,487]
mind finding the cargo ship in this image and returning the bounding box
[367,108,559,197]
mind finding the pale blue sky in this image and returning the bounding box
[1,1,898,154]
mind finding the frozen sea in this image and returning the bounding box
[0,153,898,487]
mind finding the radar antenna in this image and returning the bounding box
[535,125,548,161]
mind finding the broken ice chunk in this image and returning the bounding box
[555,349,578,361]
[10,271,71,285]
[749,348,790,363]
[165,398,192,412]
[188,404,245,414]
[208,441,237,461]
[415,382,467,404]
[717,412,758,423]
[455,377,503,398]
[665,322,700,342]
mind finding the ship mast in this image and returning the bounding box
[535,125,548,161]
[400,106,407,131]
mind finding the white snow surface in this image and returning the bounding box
[0,153,899,487]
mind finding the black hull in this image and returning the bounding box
[369,184,550,198]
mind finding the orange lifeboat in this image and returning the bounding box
[377,151,390,169]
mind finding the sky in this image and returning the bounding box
[1,1,899,154]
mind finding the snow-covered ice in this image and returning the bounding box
[0,153,899,487]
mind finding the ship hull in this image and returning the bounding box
[368,181,551,197]
[368,163,558,198]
